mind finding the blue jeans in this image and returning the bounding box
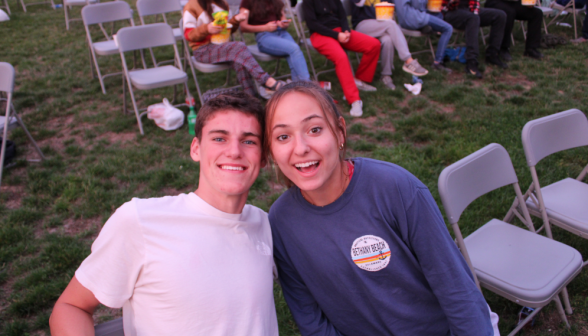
[256,28,311,81]
[426,12,453,63]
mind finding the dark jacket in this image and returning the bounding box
[302,0,349,39]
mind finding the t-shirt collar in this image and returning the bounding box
[188,192,245,221]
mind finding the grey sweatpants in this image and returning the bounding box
[355,19,412,76]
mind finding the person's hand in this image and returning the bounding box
[235,9,249,22]
[265,21,278,32]
[277,19,291,29]
[338,31,350,43]
[207,22,224,34]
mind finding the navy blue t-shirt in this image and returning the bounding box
[269,158,493,336]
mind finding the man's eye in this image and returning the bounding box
[243,140,256,145]
[310,127,322,134]
[213,138,225,142]
[276,135,288,141]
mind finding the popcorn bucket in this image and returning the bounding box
[521,0,535,6]
[211,23,232,45]
[375,3,395,21]
[427,0,442,12]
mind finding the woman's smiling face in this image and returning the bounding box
[269,91,345,195]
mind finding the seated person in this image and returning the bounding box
[183,0,285,98]
[303,0,381,117]
[351,0,429,89]
[485,0,544,60]
[556,0,588,43]
[395,0,454,73]
[49,92,279,336]
[442,0,508,78]
[239,0,311,82]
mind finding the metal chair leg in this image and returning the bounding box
[125,79,145,135]
[562,287,573,315]
[12,108,45,160]
[554,294,571,328]
[0,96,12,192]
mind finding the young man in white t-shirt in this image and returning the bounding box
[49,92,279,336]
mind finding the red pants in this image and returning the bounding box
[310,28,380,104]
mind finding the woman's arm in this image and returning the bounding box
[49,276,101,336]
[239,8,279,33]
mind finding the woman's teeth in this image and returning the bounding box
[295,161,318,168]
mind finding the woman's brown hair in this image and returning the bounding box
[264,81,348,187]
[198,0,229,20]
[249,0,284,23]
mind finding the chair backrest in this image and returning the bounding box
[0,62,15,94]
[82,1,133,25]
[136,0,181,17]
[294,2,305,22]
[117,23,176,52]
[438,143,519,224]
[522,109,588,167]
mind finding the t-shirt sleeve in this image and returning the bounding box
[270,212,344,336]
[75,200,145,309]
[401,187,493,335]
[240,0,250,10]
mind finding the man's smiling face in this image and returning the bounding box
[191,110,264,201]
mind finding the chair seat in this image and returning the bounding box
[190,56,231,73]
[401,28,426,37]
[128,65,187,90]
[93,40,118,56]
[247,44,280,62]
[64,0,96,6]
[550,2,584,13]
[526,178,588,234]
[0,116,17,131]
[537,6,554,14]
[173,27,182,41]
[304,38,317,52]
[465,219,582,306]
[95,317,124,336]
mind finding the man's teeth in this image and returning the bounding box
[220,165,244,171]
[295,161,318,168]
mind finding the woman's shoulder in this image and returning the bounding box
[354,157,427,190]
[268,187,299,217]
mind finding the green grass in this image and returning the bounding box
[1,2,588,335]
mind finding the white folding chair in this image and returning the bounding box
[438,143,583,336]
[2,0,11,15]
[507,109,588,258]
[548,0,586,39]
[64,0,99,30]
[94,317,124,336]
[19,0,55,12]
[117,23,188,135]
[0,62,45,192]
[82,1,134,94]
[180,19,240,106]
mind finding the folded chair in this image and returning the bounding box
[438,143,583,336]
[180,19,241,106]
[64,0,99,30]
[0,62,45,192]
[1,0,9,14]
[548,0,586,39]
[507,109,588,258]
[20,0,55,12]
[95,317,124,336]
[117,23,188,135]
[82,1,134,94]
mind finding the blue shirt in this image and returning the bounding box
[269,158,493,336]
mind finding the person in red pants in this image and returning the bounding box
[303,0,381,117]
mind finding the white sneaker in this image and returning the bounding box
[350,100,363,117]
[354,78,377,92]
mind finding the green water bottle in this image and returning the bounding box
[188,105,197,136]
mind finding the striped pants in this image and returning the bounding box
[193,42,270,96]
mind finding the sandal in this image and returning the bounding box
[264,80,286,91]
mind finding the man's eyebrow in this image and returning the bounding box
[242,132,261,138]
[208,130,229,135]
[272,114,322,131]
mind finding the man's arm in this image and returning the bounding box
[50,276,101,336]
[302,0,339,39]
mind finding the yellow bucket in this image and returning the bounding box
[211,23,233,45]
[375,3,395,21]
[427,0,442,12]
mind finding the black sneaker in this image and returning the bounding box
[420,25,433,35]
[523,48,544,60]
[499,49,512,62]
[485,54,508,69]
[465,60,483,79]
[432,62,452,74]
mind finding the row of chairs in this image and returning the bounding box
[438,108,588,335]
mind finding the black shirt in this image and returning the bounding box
[302,0,349,39]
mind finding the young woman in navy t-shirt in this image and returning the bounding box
[264,81,498,336]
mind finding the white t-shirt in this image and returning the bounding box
[76,193,279,336]
[183,3,224,29]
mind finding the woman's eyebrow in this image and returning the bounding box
[272,114,323,131]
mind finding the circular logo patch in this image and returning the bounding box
[351,235,391,272]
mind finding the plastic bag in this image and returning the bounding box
[147,98,184,131]
[0,9,9,22]
[443,47,467,64]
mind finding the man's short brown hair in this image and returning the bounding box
[194,92,265,143]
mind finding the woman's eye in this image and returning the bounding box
[309,127,322,134]
[276,135,289,141]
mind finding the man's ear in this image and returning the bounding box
[190,137,201,162]
[260,157,267,168]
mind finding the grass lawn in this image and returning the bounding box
[0,2,587,335]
